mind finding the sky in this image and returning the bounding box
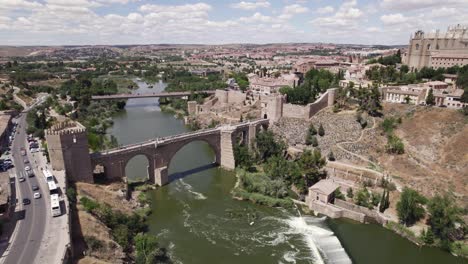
[0,0,467,46]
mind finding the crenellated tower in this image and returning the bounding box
[45,121,93,183]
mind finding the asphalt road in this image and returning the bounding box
[3,95,49,264]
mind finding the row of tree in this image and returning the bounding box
[396,188,465,248]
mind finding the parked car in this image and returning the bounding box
[24,166,31,171]
[22,198,31,205]
[23,159,29,164]
[30,148,40,153]
[33,193,41,199]
[19,176,26,182]
[27,170,34,177]
[32,185,39,191]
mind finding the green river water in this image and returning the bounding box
[107,80,466,264]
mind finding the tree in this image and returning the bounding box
[318,124,325,137]
[327,151,335,161]
[297,149,326,190]
[234,144,253,169]
[420,228,435,245]
[396,188,427,226]
[358,84,382,116]
[426,88,435,106]
[306,135,318,147]
[428,194,464,242]
[354,187,371,208]
[254,131,285,162]
[346,187,354,198]
[379,189,390,213]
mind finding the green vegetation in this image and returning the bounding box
[346,187,354,199]
[79,196,156,255]
[279,68,341,105]
[356,85,382,116]
[354,187,372,208]
[135,233,171,264]
[380,117,404,155]
[385,135,405,154]
[428,194,465,245]
[233,143,254,169]
[327,151,335,161]
[379,189,390,213]
[367,51,401,66]
[253,130,286,162]
[396,188,427,226]
[318,124,325,137]
[234,130,327,205]
[420,228,435,245]
[229,72,249,91]
[305,123,318,146]
[426,88,435,106]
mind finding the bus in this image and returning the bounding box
[50,194,61,217]
[42,168,54,183]
[47,181,59,195]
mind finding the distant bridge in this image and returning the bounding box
[91,90,216,100]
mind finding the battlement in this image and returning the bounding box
[45,120,87,136]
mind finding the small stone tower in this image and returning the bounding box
[45,121,93,183]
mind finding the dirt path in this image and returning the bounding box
[334,117,403,192]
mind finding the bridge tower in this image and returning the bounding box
[45,121,93,183]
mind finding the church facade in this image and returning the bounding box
[402,25,468,70]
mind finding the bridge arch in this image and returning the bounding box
[124,154,152,182]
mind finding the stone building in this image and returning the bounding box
[45,121,93,183]
[402,24,468,70]
[307,179,339,204]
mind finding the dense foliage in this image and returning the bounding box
[280,69,342,105]
[396,188,427,226]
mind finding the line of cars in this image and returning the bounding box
[18,159,41,205]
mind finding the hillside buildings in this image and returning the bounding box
[382,81,466,109]
[402,24,468,70]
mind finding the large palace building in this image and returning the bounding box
[402,24,468,70]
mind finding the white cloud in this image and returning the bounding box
[0,0,43,11]
[239,12,273,23]
[139,3,212,13]
[380,13,407,25]
[311,0,363,28]
[230,1,270,10]
[316,6,334,14]
[380,0,467,11]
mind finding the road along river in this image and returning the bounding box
[107,80,463,264]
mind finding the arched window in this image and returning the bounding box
[415,44,420,50]
[427,44,431,50]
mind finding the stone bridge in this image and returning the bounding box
[91,90,216,100]
[89,119,269,186]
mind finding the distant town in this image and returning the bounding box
[0,23,466,264]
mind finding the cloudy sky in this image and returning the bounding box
[0,0,467,46]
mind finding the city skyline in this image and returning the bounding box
[1,0,467,46]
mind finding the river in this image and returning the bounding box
[107,80,465,264]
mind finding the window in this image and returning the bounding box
[415,44,420,50]
[436,44,439,50]
[427,44,431,50]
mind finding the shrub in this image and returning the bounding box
[84,236,104,251]
[385,135,405,154]
[346,187,354,198]
[318,124,325,136]
[80,196,100,212]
